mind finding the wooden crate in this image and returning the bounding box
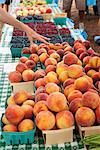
[42,126,74,145]
[78,125,100,139]
[10,81,34,94]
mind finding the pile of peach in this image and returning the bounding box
[2,90,35,132]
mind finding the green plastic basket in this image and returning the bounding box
[21,19,44,23]
[11,47,22,57]
[46,0,53,4]
[53,17,67,25]
[2,127,36,145]
[21,53,31,58]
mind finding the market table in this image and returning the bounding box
[0,1,86,150]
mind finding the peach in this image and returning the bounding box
[2,115,10,125]
[87,69,97,78]
[38,44,49,51]
[35,78,45,89]
[82,91,100,109]
[88,88,98,94]
[58,71,68,83]
[27,93,34,100]
[45,65,56,74]
[83,75,93,85]
[77,59,82,66]
[29,54,39,64]
[16,63,28,74]
[57,49,64,58]
[44,58,57,67]
[21,104,33,119]
[64,84,75,98]
[63,78,75,88]
[68,90,82,103]
[33,69,46,81]
[7,96,16,106]
[30,43,38,54]
[35,93,48,102]
[18,119,34,132]
[84,64,92,73]
[22,69,34,82]
[74,76,92,93]
[79,52,89,61]
[20,57,28,63]
[44,74,59,84]
[39,53,49,63]
[23,100,35,107]
[8,71,22,83]
[5,105,24,125]
[47,92,68,112]
[63,53,78,66]
[45,83,60,94]
[22,47,31,54]
[67,65,83,79]
[14,90,28,104]
[33,101,48,116]
[57,61,64,67]
[3,124,17,132]
[47,71,57,77]
[89,56,100,68]
[63,46,73,52]
[48,49,55,55]
[50,53,60,62]
[74,42,84,50]
[83,56,91,65]
[69,98,83,113]
[56,110,74,129]
[83,40,90,49]
[75,107,95,127]
[93,72,100,82]
[36,111,55,130]
[56,64,68,76]
[35,86,46,96]
[76,48,86,56]
[95,104,100,124]
[37,48,47,55]
[25,60,36,70]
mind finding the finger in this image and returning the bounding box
[38,37,49,45]
[40,35,50,41]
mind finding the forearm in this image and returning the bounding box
[0,8,27,31]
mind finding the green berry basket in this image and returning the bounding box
[10,47,22,57]
[46,0,53,4]
[53,17,67,25]
[21,53,31,58]
[1,116,36,145]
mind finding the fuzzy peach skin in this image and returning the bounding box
[56,64,68,76]
[29,54,39,64]
[23,100,35,107]
[56,110,74,129]
[87,69,97,78]
[67,65,83,79]
[68,90,82,103]
[63,78,75,89]
[63,53,78,66]
[5,105,24,125]
[44,57,57,67]
[13,90,28,105]
[16,63,28,74]
[35,78,45,89]
[18,119,34,132]
[58,71,69,83]
[44,74,59,84]
[2,115,10,125]
[35,86,46,96]
[74,76,92,93]
[76,48,86,56]
[45,65,56,74]
[50,53,61,62]
[39,53,49,63]
[21,104,33,119]
[64,84,75,98]
[83,75,93,85]
[45,83,60,94]
[36,111,55,130]
[25,60,36,70]
[33,101,48,116]
[20,57,28,63]
[89,56,100,68]
[22,69,34,82]
[75,107,96,127]
[8,71,22,83]
[83,56,92,65]
[47,71,57,77]
[63,46,73,53]
[82,91,100,109]
[7,96,16,106]
[57,61,64,67]
[30,43,38,54]
[3,124,17,132]
[69,98,83,113]
[47,92,68,112]
[35,93,48,102]
[95,104,100,124]
[33,69,46,81]
[37,48,47,55]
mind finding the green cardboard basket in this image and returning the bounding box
[46,0,53,4]
[21,53,31,58]
[10,47,22,57]
[53,17,67,25]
